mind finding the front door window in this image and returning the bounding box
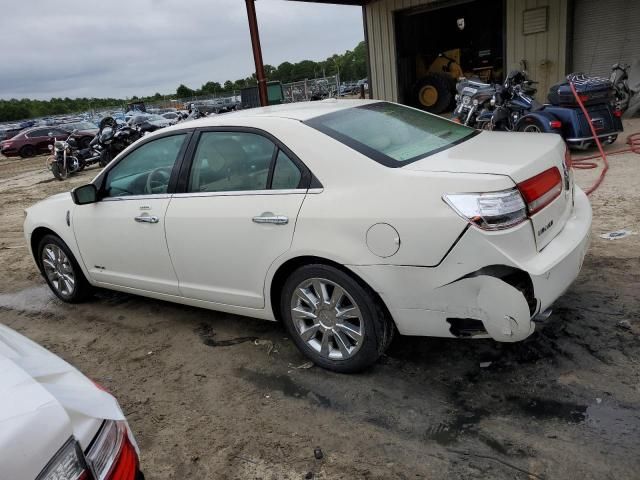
[103,134,187,197]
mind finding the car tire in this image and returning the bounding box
[280,264,393,373]
[80,136,92,149]
[19,145,36,158]
[37,234,92,303]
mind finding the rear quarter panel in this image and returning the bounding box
[259,119,517,267]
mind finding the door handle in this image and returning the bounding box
[134,215,159,224]
[252,213,289,225]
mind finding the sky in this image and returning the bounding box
[0,0,364,100]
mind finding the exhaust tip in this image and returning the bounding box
[533,308,553,323]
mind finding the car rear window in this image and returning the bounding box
[306,102,477,167]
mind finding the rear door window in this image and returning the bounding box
[188,132,275,193]
[271,150,302,190]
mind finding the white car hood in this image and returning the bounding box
[0,324,125,480]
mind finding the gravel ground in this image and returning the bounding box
[1,120,639,479]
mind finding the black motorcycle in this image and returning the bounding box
[611,61,640,117]
[94,117,148,166]
[47,130,102,180]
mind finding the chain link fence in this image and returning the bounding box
[282,75,341,103]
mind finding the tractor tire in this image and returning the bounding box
[413,73,453,114]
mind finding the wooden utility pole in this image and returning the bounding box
[245,0,268,107]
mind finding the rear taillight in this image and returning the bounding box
[36,438,90,480]
[443,188,527,230]
[86,420,139,480]
[549,120,562,129]
[614,109,623,118]
[517,167,562,215]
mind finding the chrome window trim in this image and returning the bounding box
[101,193,172,202]
[171,188,308,199]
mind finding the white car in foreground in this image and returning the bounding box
[24,100,591,372]
[0,324,143,479]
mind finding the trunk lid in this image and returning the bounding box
[0,323,115,476]
[404,131,564,182]
[404,131,574,250]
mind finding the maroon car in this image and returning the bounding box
[0,123,98,158]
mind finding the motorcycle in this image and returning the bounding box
[456,70,624,149]
[611,60,640,118]
[46,130,102,180]
[454,71,539,129]
[94,116,147,166]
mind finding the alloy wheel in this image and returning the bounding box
[290,278,364,361]
[42,244,75,297]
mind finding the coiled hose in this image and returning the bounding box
[569,81,640,195]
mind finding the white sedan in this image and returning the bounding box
[24,100,591,372]
[0,324,142,479]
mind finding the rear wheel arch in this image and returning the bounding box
[273,256,396,372]
[269,255,394,326]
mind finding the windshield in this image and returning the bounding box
[306,102,477,167]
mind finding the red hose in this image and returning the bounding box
[568,81,640,195]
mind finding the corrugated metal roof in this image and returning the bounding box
[286,1,369,5]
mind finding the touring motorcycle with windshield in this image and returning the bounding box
[94,116,151,166]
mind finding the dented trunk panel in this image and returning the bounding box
[348,187,592,341]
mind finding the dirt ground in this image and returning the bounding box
[1,120,639,480]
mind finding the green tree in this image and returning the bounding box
[176,84,195,98]
[201,81,221,94]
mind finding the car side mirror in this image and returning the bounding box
[71,184,98,205]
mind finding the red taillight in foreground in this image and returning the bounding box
[549,120,562,129]
[87,420,139,480]
[517,167,563,215]
[106,434,139,480]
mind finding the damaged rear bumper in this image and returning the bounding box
[349,187,592,342]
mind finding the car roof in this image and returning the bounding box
[212,99,379,122]
[231,98,379,121]
[149,99,382,138]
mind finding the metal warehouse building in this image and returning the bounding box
[298,0,639,108]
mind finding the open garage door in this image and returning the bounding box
[394,0,504,113]
[572,0,640,77]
